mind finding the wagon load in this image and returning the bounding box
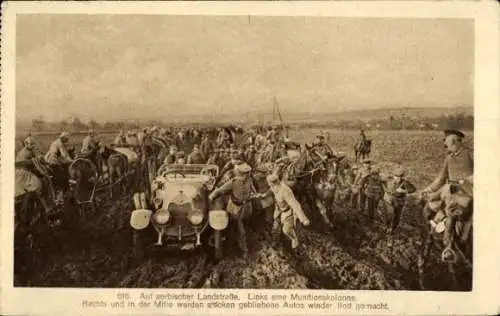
[113,147,139,164]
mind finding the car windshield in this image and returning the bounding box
[161,164,219,181]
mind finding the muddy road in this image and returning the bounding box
[15,192,470,291]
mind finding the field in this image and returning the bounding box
[14,128,473,290]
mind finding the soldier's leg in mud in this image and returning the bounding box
[392,205,403,234]
[350,190,357,209]
[236,210,249,257]
[272,212,282,246]
[358,191,366,212]
[282,214,299,249]
[366,196,374,222]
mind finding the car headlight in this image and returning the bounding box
[188,209,204,225]
[153,209,170,225]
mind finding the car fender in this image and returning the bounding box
[130,209,153,230]
[209,210,229,231]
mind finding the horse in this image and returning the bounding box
[68,156,98,218]
[99,144,129,198]
[415,186,473,290]
[354,139,372,162]
[275,148,333,227]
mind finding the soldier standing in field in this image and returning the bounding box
[382,166,416,237]
[209,163,256,258]
[351,159,372,211]
[266,173,310,249]
[360,166,385,222]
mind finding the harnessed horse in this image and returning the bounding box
[415,183,473,290]
[275,148,333,227]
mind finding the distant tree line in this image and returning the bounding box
[290,112,474,131]
[25,112,473,133]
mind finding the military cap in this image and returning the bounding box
[59,131,70,139]
[175,151,185,159]
[336,151,346,159]
[362,158,372,164]
[170,144,178,150]
[444,129,465,138]
[234,162,252,174]
[393,166,405,177]
[193,144,200,150]
[24,136,35,145]
[255,165,268,173]
[316,135,325,140]
[266,173,280,184]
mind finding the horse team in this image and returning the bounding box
[14,125,473,289]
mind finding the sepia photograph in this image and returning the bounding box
[11,12,476,291]
[1,1,499,315]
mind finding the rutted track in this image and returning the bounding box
[17,191,468,290]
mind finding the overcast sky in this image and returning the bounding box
[16,15,473,122]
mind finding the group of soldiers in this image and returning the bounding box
[15,123,473,261]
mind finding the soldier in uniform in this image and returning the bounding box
[45,132,74,202]
[45,132,73,166]
[80,128,103,175]
[352,159,372,212]
[360,166,384,222]
[200,133,213,160]
[382,166,416,236]
[125,130,139,147]
[312,135,334,161]
[175,151,186,165]
[421,129,473,259]
[163,145,178,165]
[16,136,53,227]
[266,173,310,249]
[209,162,256,257]
[206,149,223,169]
[359,129,367,143]
[80,129,98,155]
[113,130,127,146]
[245,145,257,168]
[137,127,148,146]
[187,144,205,164]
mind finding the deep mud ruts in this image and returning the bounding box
[15,193,470,291]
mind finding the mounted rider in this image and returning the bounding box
[45,132,74,202]
[311,135,334,162]
[421,129,473,261]
[45,132,73,166]
[15,136,54,222]
[266,173,310,249]
[80,128,103,175]
[209,162,256,258]
[359,128,367,143]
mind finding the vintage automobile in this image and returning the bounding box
[129,163,228,259]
